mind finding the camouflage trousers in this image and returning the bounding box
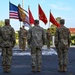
[2,47,12,70]
[31,47,42,67]
[47,40,50,49]
[57,48,68,66]
[19,37,22,49]
[20,38,26,51]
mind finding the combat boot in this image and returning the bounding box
[37,66,41,72]
[5,66,10,73]
[3,68,10,73]
[3,66,7,73]
[63,65,67,72]
[3,68,7,73]
[32,66,36,72]
[58,65,63,72]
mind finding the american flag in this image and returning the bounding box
[9,2,19,19]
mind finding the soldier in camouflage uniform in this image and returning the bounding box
[27,20,46,72]
[0,19,15,73]
[21,25,27,51]
[18,27,22,49]
[55,19,71,72]
[0,27,2,55]
[46,28,52,49]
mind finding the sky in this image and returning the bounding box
[0,0,75,31]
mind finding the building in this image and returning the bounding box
[69,28,75,36]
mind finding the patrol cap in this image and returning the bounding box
[60,19,65,24]
[34,20,39,24]
[5,19,10,23]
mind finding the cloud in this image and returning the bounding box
[50,4,72,11]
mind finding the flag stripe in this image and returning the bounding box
[9,17,19,19]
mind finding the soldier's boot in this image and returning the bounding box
[58,65,63,72]
[22,48,25,51]
[3,66,10,73]
[5,66,10,73]
[37,66,41,72]
[63,65,67,72]
[47,46,50,49]
[3,67,7,73]
[32,66,36,72]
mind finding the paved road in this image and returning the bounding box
[0,47,75,75]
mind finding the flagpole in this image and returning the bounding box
[49,9,51,28]
[22,0,24,9]
[38,4,40,26]
[22,0,24,27]
[38,4,39,24]
[28,5,31,27]
[18,4,22,28]
[9,1,10,25]
[50,10,55,47]
[19,0,24,28]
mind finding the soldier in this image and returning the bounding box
[55,19,71,72]
[0,27,2,54]
[0,19,15,73]
[46,28,52,49]
[21,25,27,51]
[18,27,22,49]
[27,20,46,72]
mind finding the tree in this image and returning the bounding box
[0,20,4,27]
[56,17,61,23]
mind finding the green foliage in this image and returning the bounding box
[15,32,18,39]
[15,32,19,44]
[71,36,75,45]
[56,17,61,23]
[0,20,4,27]
[50,26,56,36]
[71,36,75,40]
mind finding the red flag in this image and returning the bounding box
[50,12,60,27]
[28,7,34,24]
[38,4,48,25]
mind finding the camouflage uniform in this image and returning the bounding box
[18,26,27,51]
[0,27,2,54]
[55,19,71,72]
[46,28,52,49]
[27,20,46,72]
[21,26,27,51]
[18,27,22,49]
[0,19,15,72]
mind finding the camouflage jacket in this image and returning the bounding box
[55,25,71,49]
[21,29,27,39]
[18,28,23,38]
[0,27,3,46]
[27,26,46,48]
[0,25,15,48]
